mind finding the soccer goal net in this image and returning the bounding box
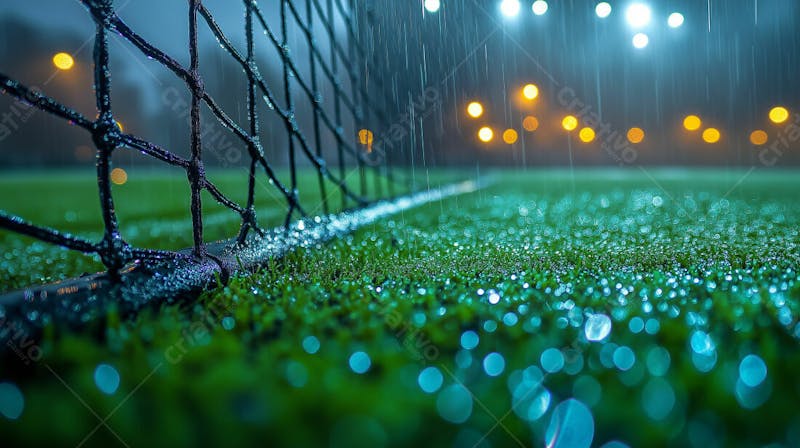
[0,0,412,305]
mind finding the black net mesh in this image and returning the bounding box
[0,0,405,278]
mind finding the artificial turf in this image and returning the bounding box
[1,168,799,447]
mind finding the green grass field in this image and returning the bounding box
[1,168,800,447]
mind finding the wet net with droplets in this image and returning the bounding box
[0,0,405,279]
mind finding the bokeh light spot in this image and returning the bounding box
[769,106,789,124]
[522,83,539,100]
[739,354,767,388]
[436,384,473,423]
[52,52,74,70]
[0,383,24,420]
[110,168,128,185]
[749,130,768,146]
[683,115,702,131]
[632,33,649,49]
[668,12,685,28]
[579,127,596,143]
[483,352,506,377]
[532,0,548,16]
[418,366,444,393]
[348,351,371,374]
[423,0,440,13]
[595,2,612,19]
[467,101,484,118]
[545,399,595,448]
[522,116,540,132]
[502,129,518,144]
[478,126,494,142]
[94,364,120,395]
[702,128,721,143]
[562,115,578,131]
[627,127,645,143]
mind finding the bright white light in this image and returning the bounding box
[595,2,612,18]
[500,0,521,17]
[632,32,649,49]
[532,0,549,16]
[625,3,652,28]
[668,12,684,28]
[424,0,440,13]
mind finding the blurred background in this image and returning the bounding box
[0,0,798,169]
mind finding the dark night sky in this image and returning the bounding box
[1,0,798,167]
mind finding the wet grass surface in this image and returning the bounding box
[1,168,799,447]
[0,168,424,292]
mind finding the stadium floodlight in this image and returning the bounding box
[424,0,440,13]
[595,2,612,19]
[625,3,651,28]
[684,115,702,131]
[668,12,684,28]
[500,0,521,18]
[467,102,484,118]
[632,32,649,49]
[702,128,721,143]
[769,106,790,124]
[52,52,75,70]
[478,126,495,142]
[532,0,549,16]
[522,84,539,100]
[562,115,578,131]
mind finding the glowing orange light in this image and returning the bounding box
[52,52,74,70]
[769,106,789,124]
[578,127,595,143]
[627,127,645,144]
[358,129,374,145]
[467,102,484,118]
[522,116,539,132]
[749,130,768,146]
[502,129,518,144]
[702,128,721,143]
[110,168,128,185]
[116,121,124,132]
[683,115,702,131]
[522,84,539,100]
[358,129,374,152]
[478,126,494,142]
[562,115,578,131]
